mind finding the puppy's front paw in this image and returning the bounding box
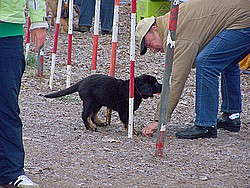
[98,122,108,127]
[125,126,142,136]
[91,127,98,132]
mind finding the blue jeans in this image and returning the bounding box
[0,36,25,185]
[195,28,250,127]
[74,0,115,31]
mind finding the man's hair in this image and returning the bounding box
[148,22,157,33]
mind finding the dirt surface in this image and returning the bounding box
[20,4,249,188]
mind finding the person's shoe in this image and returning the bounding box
[73,25,90,32]
[101,30,112,35]
[176,125,217,139]
[1,185,17,188]
[217,112,241,132]
[7,175,40,188]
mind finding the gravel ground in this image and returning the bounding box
[20,4,249,188]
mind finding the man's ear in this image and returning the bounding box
[151,25,158,32]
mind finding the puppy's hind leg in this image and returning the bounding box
[87,113,98,132]
[82,103,97,132]
[92,113,108,127]
[91,106,108,127]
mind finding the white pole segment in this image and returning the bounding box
[49,0,63,89]
[128,12,136,138]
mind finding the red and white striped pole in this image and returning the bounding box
[106,0,120,125]
[49,0,63,89]
[155,0,180,157]
[109,0,120,76]
[128,0,136,138]
[25,15,31,60]
[37,45,44,78]
[91,0,101,75]
[66,0,73,88]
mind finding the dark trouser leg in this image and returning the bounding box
[0,36,25,185]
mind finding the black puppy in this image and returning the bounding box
[45,74,162,132]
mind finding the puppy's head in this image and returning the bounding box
[61,2,69,19]
[135,74,162,99]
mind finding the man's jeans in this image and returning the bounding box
[74,0,115,31]
[195,28,250,127]
[0,36,25,185]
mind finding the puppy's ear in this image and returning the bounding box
[138,83,153,98]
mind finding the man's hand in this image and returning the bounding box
[31,28,46,52]
[142,121,158,136]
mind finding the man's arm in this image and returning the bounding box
[26,0,48,51]
[168,40,199,118]
[142,40,199,136]
[155,40,200,121]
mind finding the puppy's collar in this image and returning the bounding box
[135,85,143,98]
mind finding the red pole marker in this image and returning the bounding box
[128,0,136,138]
[25,15,31,60]
[66,0,73,88]
[37,45,44,78]
[91,0,101,75]
[49,0,63,89]
[155,0,180,157]
[106,0,120,126]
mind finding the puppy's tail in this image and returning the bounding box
[44,82,81,98]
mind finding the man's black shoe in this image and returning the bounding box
[73,26,90,32]
[176,125,217,139]
[101,30,112,35]
[217,113,241,132]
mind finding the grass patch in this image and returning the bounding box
[26,53,38,68]
[60,95,79,101]
[25,53,49,78]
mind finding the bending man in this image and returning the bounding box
[136,0,250,139]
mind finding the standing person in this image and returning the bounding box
[136,0,250,139]
[0,0,48,187]
[74,0,115,34]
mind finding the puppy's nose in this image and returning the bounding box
[153,83,162,94]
